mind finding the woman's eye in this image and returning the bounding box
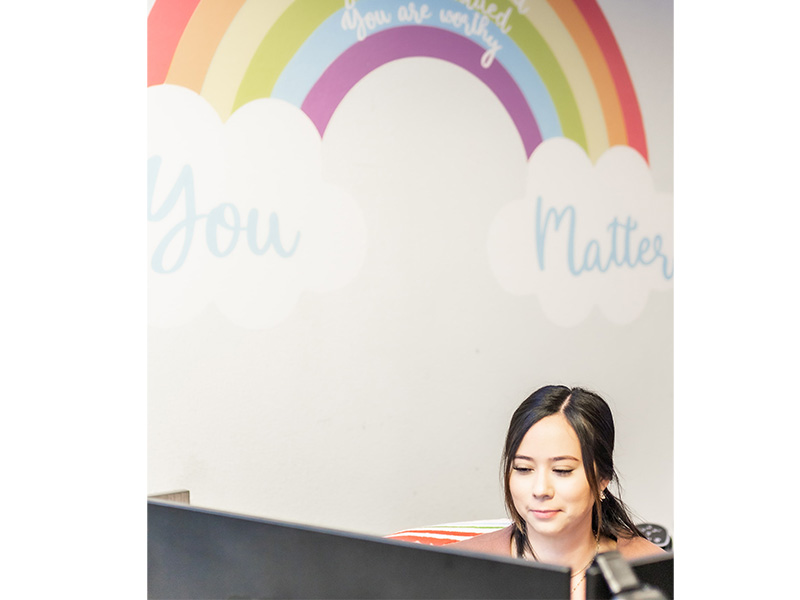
[513,466,532,472]
[554,469,574,476]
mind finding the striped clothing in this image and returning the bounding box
[385,519,511,546]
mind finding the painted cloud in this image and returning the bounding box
[487,137,673,327]
[148,85,367,328]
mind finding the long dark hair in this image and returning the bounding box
[501,385,644,558]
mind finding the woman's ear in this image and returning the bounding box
[598,478,611,499]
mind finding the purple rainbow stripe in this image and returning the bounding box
[301,25,541,157]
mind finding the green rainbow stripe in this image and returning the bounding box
[233,0,342,115]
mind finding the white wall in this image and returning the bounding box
[148,0,673,538]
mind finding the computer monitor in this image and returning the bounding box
[148,500,571,599]
[585,551,674,599]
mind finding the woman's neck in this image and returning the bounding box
[525,527,598,572]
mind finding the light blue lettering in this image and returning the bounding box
[652,235,673,279]
[148,156,196,274]
[206,203,240,258]
[534,195,673,280]
[636,237,652,266]
[246,210,301,257]
[148,156,300,273]
[582,240,604,273]
[535,196,578,273]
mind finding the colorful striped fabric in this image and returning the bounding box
[385,518,511,546]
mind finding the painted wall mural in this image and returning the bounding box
[148,0,672,329]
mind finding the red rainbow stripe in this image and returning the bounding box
[147,0,201,87]
[575,0,648,162]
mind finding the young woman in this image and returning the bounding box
[451,385,664,599]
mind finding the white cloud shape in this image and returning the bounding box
[148,85,367,328]
[487,138,673,327]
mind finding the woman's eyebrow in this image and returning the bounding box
[513,455,580,462]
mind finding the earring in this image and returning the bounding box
[600,490,606,501]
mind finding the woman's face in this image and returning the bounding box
[509,412,601,543]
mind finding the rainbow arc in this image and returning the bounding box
[147,0,647,162]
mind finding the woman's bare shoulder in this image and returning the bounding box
[616,535,666,559]
[448,525,514,557]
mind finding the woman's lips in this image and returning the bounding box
[531,509,560,519]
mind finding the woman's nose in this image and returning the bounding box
[532,471,553,498]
